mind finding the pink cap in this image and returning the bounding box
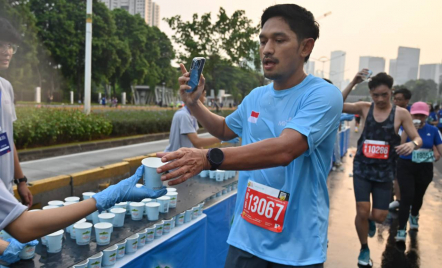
[410,102,429,116]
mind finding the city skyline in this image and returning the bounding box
[154,0,442,81]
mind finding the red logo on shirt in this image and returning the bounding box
[248,111,259,123]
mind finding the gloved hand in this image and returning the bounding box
[0,238,38,264]
[93,166,167,212]
[221,137,240,144]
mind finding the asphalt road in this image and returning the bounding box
[21,133,212,182]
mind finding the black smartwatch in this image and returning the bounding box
[14,176,28,185]
[206,148,224,170]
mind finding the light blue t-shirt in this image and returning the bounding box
[225,75,343,266]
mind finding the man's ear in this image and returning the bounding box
[300,38,315,59]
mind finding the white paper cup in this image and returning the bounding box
[48,200,64,207]
[154,222,163,238]
[199,170,209,178]
[74,222,93,245]
[125,202,132,215]
[87,252,103,268]
[137,229,147,247]
[163,219,173,234]
[166,192,178,208]
[222,189,227,195]
[71,218,87,239]
[145,227,155,242]
[166,187,177,192]
[145,202,160,221]
[216,192,222,197]
[176,212,185,226]
[46,229,64,253]
[216,170,225,182]
[142,157,165,190]
[19,243,36,259]
[110,208,126,227]
[184,209,193,223]
[141,198,152,215]
[130,202,144,220]
[116,239,127,259]
[157,196,170,213]
[198,202,205,216]
[209,170,216,179]
[73,259,89,268]
[98,213,115,232]
[125,234,139,254]
[103,244,118,267]
[82,192,95,200]
[91,210,100,224]
[94,222,113,246]
[171,216,176,229]
[64,196,80,203]
[0,230,11,241]
[192,206,200,219]
[42,205,59,210]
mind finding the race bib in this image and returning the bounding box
[363,140,390,159]
[0,132,11,156]
[412,149,434,163]
[241,180,288,233]
[439,118,442,124]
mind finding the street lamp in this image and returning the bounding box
[162,82,165,107]
[310,52,346,79]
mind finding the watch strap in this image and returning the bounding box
[14,176,27,185]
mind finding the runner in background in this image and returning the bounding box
[341,70,421,267]
[395,102,442,242]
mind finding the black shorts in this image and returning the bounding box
[353,175,392,210]
[355,116,361,124]
[224,246,324,268]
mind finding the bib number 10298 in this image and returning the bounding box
[242,180,288,233]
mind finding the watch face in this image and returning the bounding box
[210,149,224,164]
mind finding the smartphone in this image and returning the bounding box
[362,70,373,81]
[186,57,206,93]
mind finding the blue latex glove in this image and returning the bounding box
[93,166,167,212]
[221,137,240,144]
[0,238,38,265]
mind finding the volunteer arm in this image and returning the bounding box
[396,109,422,155]
[5,199,97,243]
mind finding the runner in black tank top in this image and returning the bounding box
[341,71,422,267]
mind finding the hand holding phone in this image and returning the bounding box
[186,57,206,93]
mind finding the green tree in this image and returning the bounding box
[0,0,40,92]
[398,79,437,102]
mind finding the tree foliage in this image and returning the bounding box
[165,7,263,101]
[0,0,176,102]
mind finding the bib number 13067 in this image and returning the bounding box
[241,180,288,233]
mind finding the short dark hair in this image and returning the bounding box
[0,17,21,44]
[393,88,412,100]
[261,4,319,62]
[368,72,394,90]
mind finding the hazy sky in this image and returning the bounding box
[155,0,442,80]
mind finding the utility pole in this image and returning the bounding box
[84,0,92,114]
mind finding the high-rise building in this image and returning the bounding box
[329,50,346,87]
[358,56,385,75]
[389,59,397,79]
[151,2,160,28]
[100,0,154,26]
[419,64,442,83]
[394,46,420,85]
[304,61,315,75]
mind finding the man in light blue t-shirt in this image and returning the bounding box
[157,4,343,267]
